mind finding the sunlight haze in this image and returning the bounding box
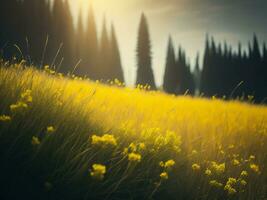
[68,0,267,86]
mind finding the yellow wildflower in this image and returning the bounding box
[129,142,137,152]
[0,115,11,122]
[209,180,223,188]
[21,89,32,103]
[90,164,106,180]
[232,159,240,166]
[249,155,255,161]
[250,164,259,173]
[165,160,175,169]
[159,160,175,170]
[226,177,237,186]
[159,161,165,168]
[192,150,198,155]
[224,184,237,195]
[240,179,247,186]
[138,142,146,151]
[10,102,28,113]
[128,152,141,163]
[31,136,41,146]
[46,126,55,134]
[91,134,117,147]
[122,147,128,155]
[160,172,168,180]
[211,162,225,174]
[192,164,201,171]
[240,170,248,177]
[205,169,212,176]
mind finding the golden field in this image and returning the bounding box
[0,62,267,200]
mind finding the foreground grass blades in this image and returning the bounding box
[0,64,267,200]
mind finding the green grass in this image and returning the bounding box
[0,63,267,200]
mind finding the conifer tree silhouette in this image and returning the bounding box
[193,53,201,95]
[99,16,110,81]
[75,9,84,75]
[109,24,124,83]
[136,13,156,89]
[84,5,98,79]
[163,36,177,94]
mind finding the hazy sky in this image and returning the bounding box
[68,0,267,86]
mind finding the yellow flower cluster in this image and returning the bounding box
[20,89,32,103]
[160,172,168,180]
[239,179,247,186]
[44,65,56,75]
[232,159,240,166]
[122,142,145,163]
[224,177,237,195]
[136,84,151,90]
[191,150,198,155]
[159,159,175,180]
[249,155,256,161]
[128,142,146,152]
[47,126,56,134]
[31,136,41,146]
[211,162,225,174]
[90,164,106,180]
[10,101,28,113]
[109,78,125,87]
[205,169,212,176]
[10,90,32,113]
[240,170,248,177]
[91,134,117,147]
[192,163,201,171]
[250,164,260,173]
[0,115,11,122]
[209,180,223,188]
[153,130,181,153]
[128,152,142,163]
[159,159,175,170]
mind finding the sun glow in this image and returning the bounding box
[68,0,141,86]
[69,0,134,16]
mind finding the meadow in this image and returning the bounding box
[0,61,267,200]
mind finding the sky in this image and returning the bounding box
[68,0,267,86]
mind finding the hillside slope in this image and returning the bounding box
[0,63,267,200]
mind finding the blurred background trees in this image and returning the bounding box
[0,0,266,102]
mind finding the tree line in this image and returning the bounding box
[0,0,124,82]
[162,34,267,103]
[200,35,267,102]
[0,0,266,102]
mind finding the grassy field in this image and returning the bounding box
[0,62,267,200]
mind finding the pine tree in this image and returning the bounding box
[176,47,195,95]
[252,34,261,61]
[84,5,98,79]
[40,0,53,66]
[75,9,85,76]
[250,35,261,100]
[99,16,110,81]
[136,13,156,89]
[193,53,201,95]
[163,36,177,93]
[62,0,75,71]
[200,35,211,96]
[109,24,124,83]
[263,43,267,101]
[0,0,22,60]
[52,0,74,72]
[263,43,267,66]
